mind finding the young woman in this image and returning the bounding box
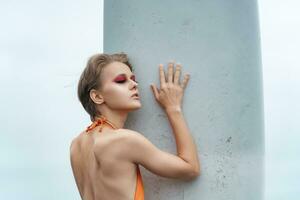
[70,53,200,200]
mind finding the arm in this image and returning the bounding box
[151,61,200,176]
[119,61,200,181]
[165,107,200,176]
[119,129,199,181]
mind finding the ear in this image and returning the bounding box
[90,89,105,105]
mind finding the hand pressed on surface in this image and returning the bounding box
[150,61,190,112]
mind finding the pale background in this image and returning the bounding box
[258,0,300,199]
[0,0,298,199]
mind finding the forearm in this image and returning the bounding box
[165,107,200,173]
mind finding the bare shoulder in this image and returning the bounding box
[116,128,145,139]
[69,135,81,171]
[110,128,147,147]
[112,129,157,161]
[70,136,79,152]
[91,128,147,144]
[114,128,150,149]
[92,128,149,161]
[69,131,85,155]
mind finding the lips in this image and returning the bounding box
[131,92,139,98]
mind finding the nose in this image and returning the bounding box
[129,79,138,90]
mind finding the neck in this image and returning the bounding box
[95,109,128,130]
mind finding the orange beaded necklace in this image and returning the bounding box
[85,115,118,133]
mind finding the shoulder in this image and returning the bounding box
[114,128,149,146]
[70,136,78,151]
[93,129,149,160]
[96,128,147,147]
[69,131,85,155]
[69,135,82,169]
[69,137,79,158]
[113,129,155,160]
[115,128,144,138]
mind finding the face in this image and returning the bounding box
[92,61,141,112]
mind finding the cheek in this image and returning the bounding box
[103,85,128,99]
[103,86,135,108]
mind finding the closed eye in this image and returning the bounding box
[114,74,138,84]
[116,80,126,83]
[116,80,139,84]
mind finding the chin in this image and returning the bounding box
[133,103,142,110]
[120,100,142,111]
[131,102,142,110]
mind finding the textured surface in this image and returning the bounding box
[104,0,264,199]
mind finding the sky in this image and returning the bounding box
[0,0,102,199]
[258,0,300,199]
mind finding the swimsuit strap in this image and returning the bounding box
[85,115,117,133]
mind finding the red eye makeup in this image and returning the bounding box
[113,74,138,83]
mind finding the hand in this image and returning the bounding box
[150,61,190,112]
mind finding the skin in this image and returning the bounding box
[70,61,200,200]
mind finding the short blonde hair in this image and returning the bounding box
[77,52,133,122]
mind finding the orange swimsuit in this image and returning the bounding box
[85,115,145,200]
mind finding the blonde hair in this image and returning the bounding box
[77,52,133,122]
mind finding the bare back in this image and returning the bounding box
[70,128,139,200]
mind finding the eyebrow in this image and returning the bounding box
[115,73,135,77]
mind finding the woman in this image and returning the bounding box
[70,53,201,200]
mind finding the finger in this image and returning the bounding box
[174,63,181,85]
[159,64,166,87]
[180,74,190,90]
[151,84,159,100]
[167,61,174,83]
